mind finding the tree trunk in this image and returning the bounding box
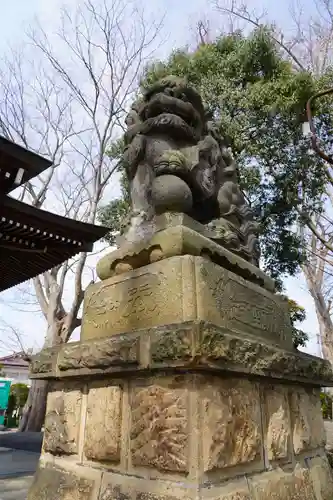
[19,316,73,432]
[18,379,48,432]
[19,323,54,432]
[303,263,333,365]
[316,306,333,361]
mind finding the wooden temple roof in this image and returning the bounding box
[0,136,109,292]
[0,136,53,194]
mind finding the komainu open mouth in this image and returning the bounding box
[142,92,202,133]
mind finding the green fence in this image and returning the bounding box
[0,380,11,426]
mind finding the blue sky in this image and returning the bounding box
[0,0,295,52]
[0,0,322,357]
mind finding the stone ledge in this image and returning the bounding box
[58,335,140,371]
[28,454,333,499]
[96,222,275,292]
[30,346,61,378]
[29,321,333,387]
[27,464,98,500]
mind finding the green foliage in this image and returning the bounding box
[141,28,329,287]
[99,27,332,287]
[10,383,29,409]
[7,393,16,415]
[5,384,29,429]
[286,298,309,349]
[320,391,333,420]
[98,196,129,245]
[278,295,309,348]
[98,138,130,245]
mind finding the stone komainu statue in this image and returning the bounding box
[122,76,260,266]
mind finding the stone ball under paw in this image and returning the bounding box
[151,174,193,214]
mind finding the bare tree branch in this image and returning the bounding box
[0,0,164,431]
[207,0,333,364]
[214,0,307,70]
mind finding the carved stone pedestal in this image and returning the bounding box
[28,254,333,500]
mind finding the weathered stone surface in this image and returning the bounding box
[98,471,192,500]
[44,388,82,455]
[326,450,333,468]
[216,491,251,500]
[202,480,251,500]
[196,258,292,348]
[27,466,94,500]
[83,255,287,343]
[30,346,59,376]
[113,77,261,267]
[249,465,316,500]
[99,486,185,500]
[58,336,139,371]
[130,380,188,472]
[99,485,132,500]
[151,323,195,363]
[201,378,262,471]
[197,324,333,386]
[214,491,251,500]
[97,223,273,293]
[151,175,193,213]
[309,455,333,500]
[84,385,122,462]
[82,256,195,340]
[30,320,333,388]
[137,494,183,500]
[263,385,290,461]
[290,388,326,454]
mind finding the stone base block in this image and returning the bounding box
[27,464,99,500]
[81,255,291,345]
[28,459,333,500]
[28,252,333,499]
[28,374,333,500]
[30,320,333,388]
[96,216,274,293]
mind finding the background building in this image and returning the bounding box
[0,352,30,386]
